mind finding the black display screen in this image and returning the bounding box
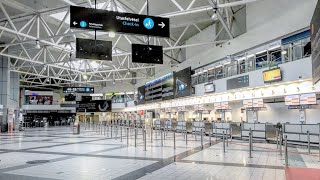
[227,75,249,90]
[137,86,145,105]
[81,96,92,102]
[76,100,112,112]
[132,44,163,64]
[70,6,170,38]
[65,94,76,101]
[311,0,320,84]
[174,67,192,98]
[76,38,112,61]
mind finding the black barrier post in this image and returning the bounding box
[249,128,252,158]
[186,130,188,145]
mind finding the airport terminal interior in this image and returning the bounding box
[0,0,320,179]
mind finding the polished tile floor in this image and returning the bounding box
[0,126,318,180]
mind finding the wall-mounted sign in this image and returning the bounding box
[227,75,249,90]
[263,68,282,83]
[243,99,253,108]
[70,6,170,38]
[63,87,94,94]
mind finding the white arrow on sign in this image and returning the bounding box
[158,22,165,28]
[73,21,78,25]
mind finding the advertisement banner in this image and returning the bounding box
[76,100,112,113]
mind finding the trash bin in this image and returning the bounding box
[73,123,80,134]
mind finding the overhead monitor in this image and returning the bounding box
[132,44,163,64]
[70,6,170,38]
[227,75,249,90]
[76,38,112,61]
[252,98,264,108]
[137,86,145,105]
[285,95,300,106]
[300,93,317,105]
[263,68,282,83]
[174,67,192,98]
[243,99,253,108]
[204,83,215,93]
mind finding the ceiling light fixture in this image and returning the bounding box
[83,74,88,80]
[35,40,41,49]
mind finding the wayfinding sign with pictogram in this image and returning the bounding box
[70,6,170,38]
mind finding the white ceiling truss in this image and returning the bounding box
[0,0,260,89]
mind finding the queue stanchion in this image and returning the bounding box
[209,128,212,146]
[280,131,283,156]
[161,129,164,147]
[134,128,137,147]
[144,129,147,151]
[285,135,288,167]
[276,129,279,149]
[127,127,129,146]
[249,128,252,158]
[186,130,188,145]
[201,129,203,149]
[307,131,311,154]
[174,129,176,150]
[226,129,229,147]
[151,126,153,143]
[111,125,113,138]
[215,126,218,141]
[104,124,106,136]
[223,130,226,153]
[230,127,233,142]
[120,126,123,142]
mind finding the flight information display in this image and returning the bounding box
[144,73,174,103]
[70,6,170,38]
